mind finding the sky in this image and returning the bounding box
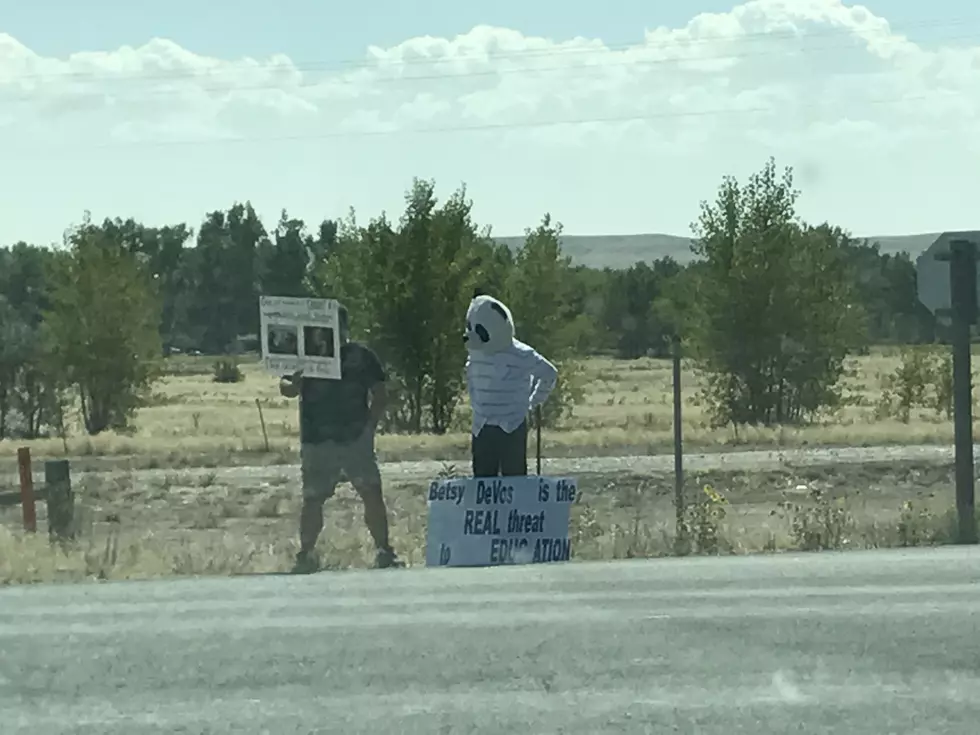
[1,0,979,247]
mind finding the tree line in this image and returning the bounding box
[0,158,937,442]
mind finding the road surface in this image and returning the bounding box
[3,547,980,733]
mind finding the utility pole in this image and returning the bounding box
[947,240,977,544]
[672,335,686,553]
[916,232,980,544]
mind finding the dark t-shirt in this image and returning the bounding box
[298,342,387,445]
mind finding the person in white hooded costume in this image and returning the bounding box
[463,289,558,477]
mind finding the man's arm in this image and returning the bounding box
[528,350,558,408]
[368,382,388,428]
[363,347,389,429]
[279,369,303,398]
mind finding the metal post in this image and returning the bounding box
[45,459,75,542]
[535,405,542,476]
[17,447,36,533]
[672,336,686,552]
[949,239,977,544]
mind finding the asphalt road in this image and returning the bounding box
[3,548,980,733]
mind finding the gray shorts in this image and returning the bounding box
[300,428,382,503]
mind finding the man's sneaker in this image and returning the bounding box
[375,546,404,569]
[291,550,319,575]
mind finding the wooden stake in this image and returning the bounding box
[256,398,270,452]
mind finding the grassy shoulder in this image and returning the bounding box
[0,349,968,475]
[0,460,967,585]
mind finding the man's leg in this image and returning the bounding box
[499,421,529,477]
[295,441,341,573]
[345,428,402,568]
[472,425,503,477]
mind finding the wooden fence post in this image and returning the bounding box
[255,398,270,452]
[45,459,74,542]
[17,447,36,533]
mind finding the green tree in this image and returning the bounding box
[688,158,866,426]
[601,258,683,358]
[312,179,494,433]
[840,240,934,345]
[227,202,268,338]
[308,218,339,269]
[42,217,163,435]
[559,265,605,355]
[0,243,65,439]
[183,202,269,353]
[97,217,193,348]
[0,242,53,324]
[506,214,587,427]
[176,212,228,352]
[0,296,30,437]
[476,239,515,299]
[424,185,496,432]
[259,209,313,298]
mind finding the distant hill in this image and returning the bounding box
[865,233,940,259]
[494,232,941,269]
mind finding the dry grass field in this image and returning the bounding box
[0,459,965,584]
[0,346,973,586]
[0,346,970,475]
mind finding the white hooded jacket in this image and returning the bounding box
[463,294,558,435]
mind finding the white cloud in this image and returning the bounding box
[1,0,978,152]
[1,0,979,245]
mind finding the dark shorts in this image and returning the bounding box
[300,427,383,503]
[471,421,528,478]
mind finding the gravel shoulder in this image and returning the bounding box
[83,443,966,485]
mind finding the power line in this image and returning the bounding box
[5,25,979,106]
[30,88,969,152]
[5,15,978,87]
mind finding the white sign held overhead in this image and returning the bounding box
[916,231,980,316]
[259,296,342,380]
[425,475,576,568]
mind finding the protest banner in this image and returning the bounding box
[425,476,576,567]
[259,296,342,379]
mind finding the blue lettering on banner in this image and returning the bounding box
[428,481,466,505]
[425,476,578,568]
[507,509,545,534]
[537,478,549,502]
[463,509,502,535]
[489,537,530,564]
[555,479,576,503]
[488,537,571,564]
[533,538,571,563]
[476,479,515,504]
[538,478,576,504]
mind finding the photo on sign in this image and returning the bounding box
[259,295,343,380]
[303,326,335,358]
[266,324,299,356]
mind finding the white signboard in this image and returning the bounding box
[259,296,341,379]
[425,476,576,568]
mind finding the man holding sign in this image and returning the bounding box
[279,305,402,573]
